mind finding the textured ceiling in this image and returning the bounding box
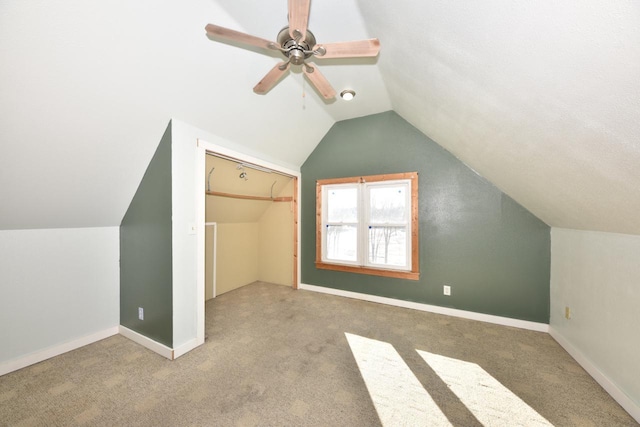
[1,0,639,235]
[357,0,640,235]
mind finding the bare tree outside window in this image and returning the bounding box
[368,186,407,266]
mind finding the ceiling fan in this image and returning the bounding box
[205,0,380,99]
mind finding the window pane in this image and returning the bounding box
[369,185,407,223]
[327,187,358,223]
[326,225,358,262]
[368,226,407,267]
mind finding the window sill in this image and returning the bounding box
[315,261,419,281]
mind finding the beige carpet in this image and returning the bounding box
[0,281,636,426]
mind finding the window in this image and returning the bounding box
[316,172,419,280]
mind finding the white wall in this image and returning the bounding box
[170,119,200,351]
[0,227,119,366]
[550,228,640,418]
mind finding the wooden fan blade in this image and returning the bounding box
[254,62,290,94]
[288,0,310,41]
[205,24,277,52]
[303,63,336,99]
[314,39,381,59]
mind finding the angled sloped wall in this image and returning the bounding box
[120,122,173,347]
[301,111,550,323]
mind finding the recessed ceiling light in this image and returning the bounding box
[340,90,356,101]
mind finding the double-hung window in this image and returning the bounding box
[316,172,419,280]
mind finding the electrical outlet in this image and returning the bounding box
[565,306,571,320]
[138,307,144,320]
[443,285,451,296]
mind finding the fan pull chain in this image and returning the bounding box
[302,73,306,110]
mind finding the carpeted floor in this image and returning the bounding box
[0,281,636,426]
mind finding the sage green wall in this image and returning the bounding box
[301,111,550,323]
[120,122,173,346]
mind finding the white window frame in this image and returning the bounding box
[363,179,412,270]
[321,183,361,267]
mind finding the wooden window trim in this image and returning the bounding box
[315,172,419,281]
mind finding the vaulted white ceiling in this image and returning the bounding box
[1,0,639,234]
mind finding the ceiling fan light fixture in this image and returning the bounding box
[205,0,380,99]
[340,89,356,101]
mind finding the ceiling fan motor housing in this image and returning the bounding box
[205,5,380,100]
[277,27,316,65]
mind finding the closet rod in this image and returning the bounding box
[206,191,293,202]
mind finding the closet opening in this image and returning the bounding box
[204,152,298,301]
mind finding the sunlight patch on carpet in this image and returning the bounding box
[345,333,452,426]
[417,350,553,427]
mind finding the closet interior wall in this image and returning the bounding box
[205,154,294,299]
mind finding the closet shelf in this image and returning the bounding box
[206,190,293,202]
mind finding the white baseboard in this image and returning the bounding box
[0,326,119,377]
[118,325,174,360]
[173,337,202,359]
[549,327,640,423]
[299,283,549,332]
